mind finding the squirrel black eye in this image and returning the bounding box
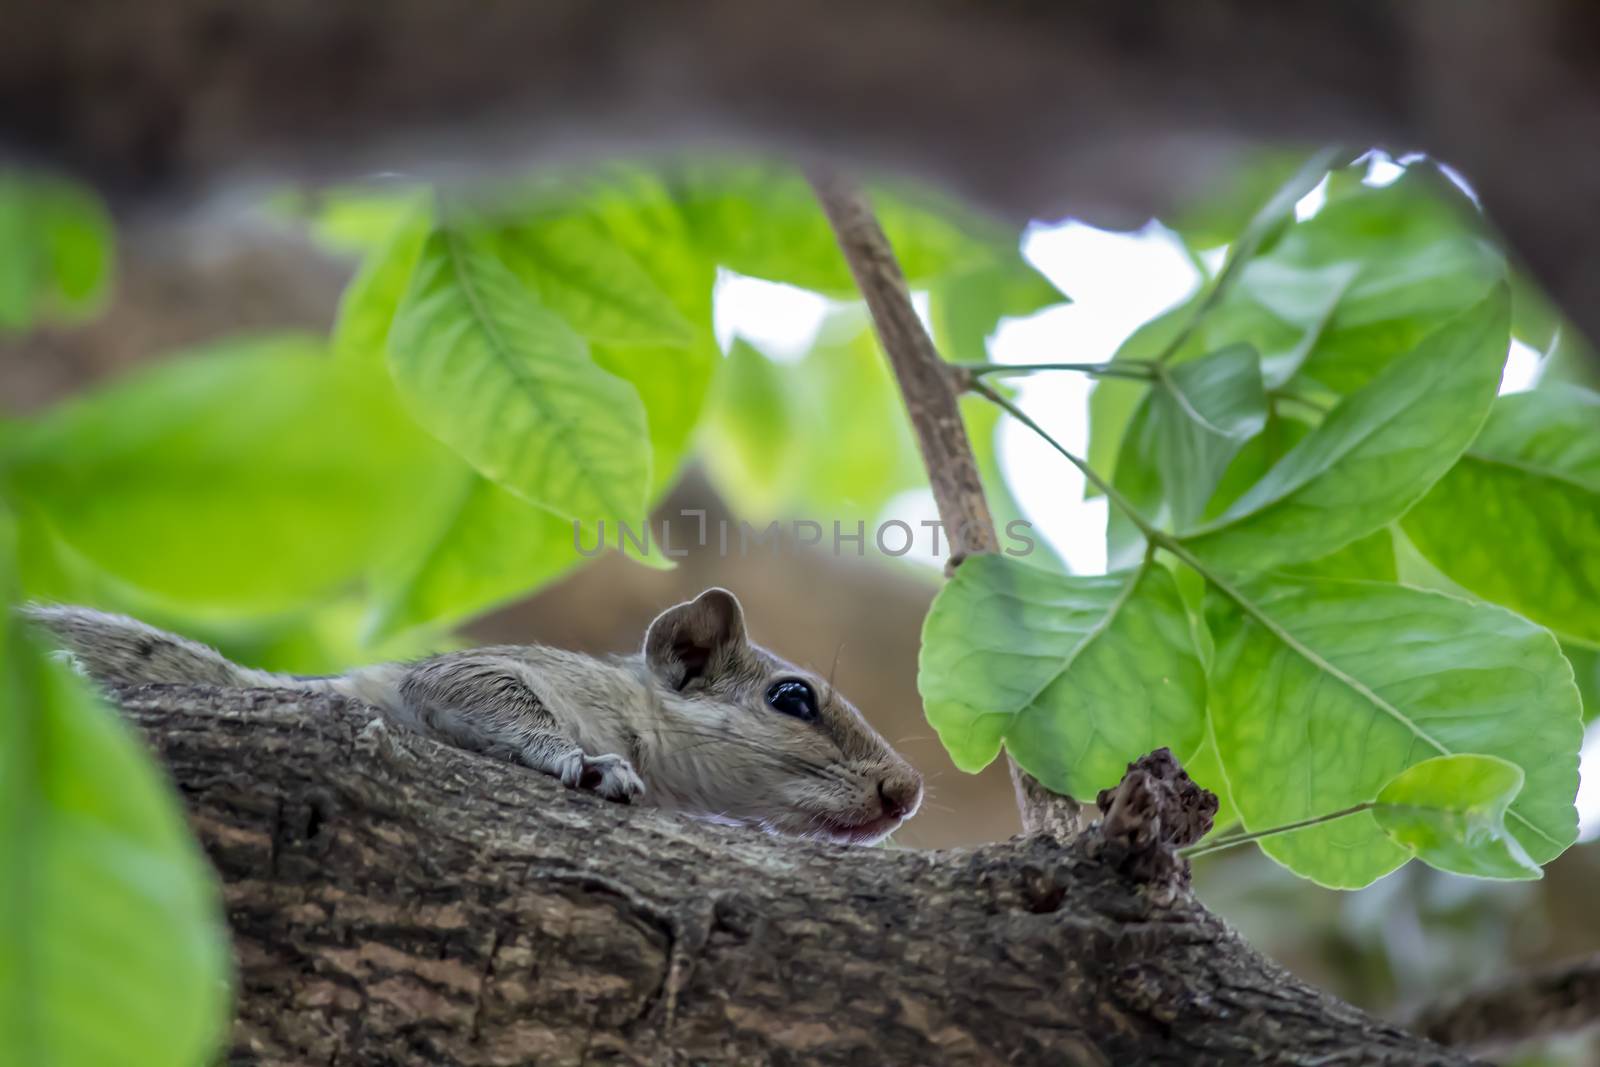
[765,679,819,721]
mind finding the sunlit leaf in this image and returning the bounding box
[1220,169,1503,396]
[388,228,651,521]
[1180,290,1509,576]
[1373,754,1541,880]
[699,340,800,516]
[6,335,456,614]
[920,555,1206,796]
[331,206,430,368]
[1207,576,1581,888]
[674,162,1023,293]
[1277,528,1397,583]
[1142,344,1268,531]
[495,213,696,346]
[1403,386,1600,644]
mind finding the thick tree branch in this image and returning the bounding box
[809,170,1092,838]
[119,683,1473,1065]
[1410,953,1600,1054]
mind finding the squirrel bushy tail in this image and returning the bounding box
[19,603,341,694]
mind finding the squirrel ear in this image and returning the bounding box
[643,588,748,690]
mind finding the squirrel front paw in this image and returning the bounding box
[556,752,645,804]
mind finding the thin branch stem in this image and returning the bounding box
[958,360,1157,382]
[1154,145,1344,364]
[809,166,1087,838]
[1180,803,1374,859]
[967,380,1160,540]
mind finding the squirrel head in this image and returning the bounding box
[642,587,923,844]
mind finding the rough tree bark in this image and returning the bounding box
[122,684,1472,1066]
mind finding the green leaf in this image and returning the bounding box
[494,213,696,346]
[674,162,1021,293]
[1566,642,1600,724]
[699,340,800,515]
[1402,386,1600,644]
[1206,576,1581,888]
[1180,289,1509,576]
[1085,299,1190,497]
[1174,149,1328,251]
[1373,754,1541,880]
[1218,169,1503,396]
[590,337,717,496]
[388,228,651,522]
[0,172,115,331]
[1182,733,1240,838]
[0,618,231,1066]
[332,206,431,367]
[6,335,456,614]
[1107,345,1269,565]
[707,310,925,520]
[366,473,585,640]
[274,182,431,255]
[1278,527,1397,582]
[931,259,1067,365]
[1148,344,1268,529]
[919,555,1206,796]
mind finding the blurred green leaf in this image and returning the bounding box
[494,213,696,346]
[1206,576,1580,888]
[1174,149,1327,251]
[389,228,651,521]
[332,206,430,367]
[7,335,455,615]
[919,555,1205,796]
[704,311,924,521]
[1566,643,1600,724]
[1403,386,1600,645]
[699,340,800,516]
[1374,755,1541,880]
[0,616,231,1067]
[674,163,1024,293]
[274,182,430,254]
[367,473,583,641]
[590,337,717,495]
[1180,290,1509,576]
[930,259,1067,365]
[0,172,114,331]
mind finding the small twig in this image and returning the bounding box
[1154,145,1344,365]
[1180,803,1372,860]
[957,360,1157,382]
[967,379,1159,540]
[809,166,1088,838]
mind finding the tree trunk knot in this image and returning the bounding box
[1091,748,1218,886]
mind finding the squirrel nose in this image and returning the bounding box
[877,773,923,820]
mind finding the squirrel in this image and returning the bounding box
[22,588,923,844]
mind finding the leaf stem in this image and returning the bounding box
[968,380,1160,540]
[1154,145,1344,365]
[958,360,1157,381]
[1180,803,1374,859]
